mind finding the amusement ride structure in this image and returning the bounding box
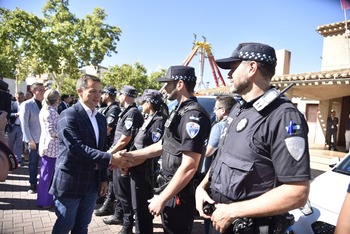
[182,35,226,90]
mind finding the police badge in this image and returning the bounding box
[186,122,200,139]
[236,118,248,132]
[152,132,162,142]
[125,119,133,130]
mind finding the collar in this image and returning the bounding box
[80,101,97,117]
[176,96,197,109]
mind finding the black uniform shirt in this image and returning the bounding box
[175,97,211,154]
[99,102,121,149]
[113,103,144,148]
[210,95,311,203]
[99,102,121,130]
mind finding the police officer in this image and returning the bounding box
[195,42,311,234]
[121,66,211,234]
[129,89,168,234]
[106,85,144,234]
[95,85,121,216]
[326,110,339,151]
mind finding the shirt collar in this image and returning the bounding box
[80,101,97,117]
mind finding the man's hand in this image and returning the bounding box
[195,183,215,219]
[211,203,236,233]
[99,181,108,197]
[147,195,165,217]
[110,150,134,168]
[28,140,36,150]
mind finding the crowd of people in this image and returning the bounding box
[1,42,349,234]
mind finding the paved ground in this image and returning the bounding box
[0,164,204,234]
[0,145,346,234]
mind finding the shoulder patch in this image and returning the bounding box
[125,118,133,130]
[284,136,305,161]
[152,132,162,142]
[106,115,115,125]
[186,122,200,139]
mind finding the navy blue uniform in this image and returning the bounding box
[161,97,211,234]
[208,94,311,234]
[112,103,144,229]
[129,113,165,234]
[99,102,121,149]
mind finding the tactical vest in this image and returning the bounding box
[161,100,210,178]
[132,113,163,150]
[209,97,294,203]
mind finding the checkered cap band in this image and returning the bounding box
[238,51,276,65]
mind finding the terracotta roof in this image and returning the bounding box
[317,20,350,37]
[271,68,350,84]
[196,68,350,96]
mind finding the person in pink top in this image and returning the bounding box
[37,89,60,209]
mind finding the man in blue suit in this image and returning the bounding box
[19,82,45,193]
[49,74,133,234]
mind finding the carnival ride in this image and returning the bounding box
[182,35,226,89]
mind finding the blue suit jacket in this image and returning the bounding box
[49,101,112,199]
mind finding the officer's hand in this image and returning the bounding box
[110,150,133,168]
[99,181,108,196]
[195,183,215,219]
[211,203,236,233]
[119,150,133,158]
[148,195,164,217]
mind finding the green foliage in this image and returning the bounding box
[147,69,167,90]
[0,0,122,92]
[101,63,167,95]
[101,63,147,95]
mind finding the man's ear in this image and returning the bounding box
[77,88,82,97]
[177,80,184,90]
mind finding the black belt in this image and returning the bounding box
[13,124,20,126]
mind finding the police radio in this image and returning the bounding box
[253,83,295,112]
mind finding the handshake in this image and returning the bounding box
[108,149,134,170]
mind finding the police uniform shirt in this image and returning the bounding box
[210,95,311,203]
[175,97,210,154]
[100,102,121,131]
[113,103,144,146]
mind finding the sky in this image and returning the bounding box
[0,0,347,88]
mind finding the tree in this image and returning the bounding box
[0,8,45,80]
[101,63,167,95]
[0,0,122,92]
[101,63,148,95]
[147,69,167,91]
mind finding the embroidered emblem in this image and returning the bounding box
[186,122,200,139]
[152,132,162,142]
[236,118,248,132]
[189,115,200,121]
[285,137,305,161]
[285,120,301,135]
[106,116,115,125]
[125,120,133,130]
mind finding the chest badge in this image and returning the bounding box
[236,118,248,132]
[186,122,200,139]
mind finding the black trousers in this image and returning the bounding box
[161,195,195,234]
[113,169,134,228]
[130,168,154,234]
